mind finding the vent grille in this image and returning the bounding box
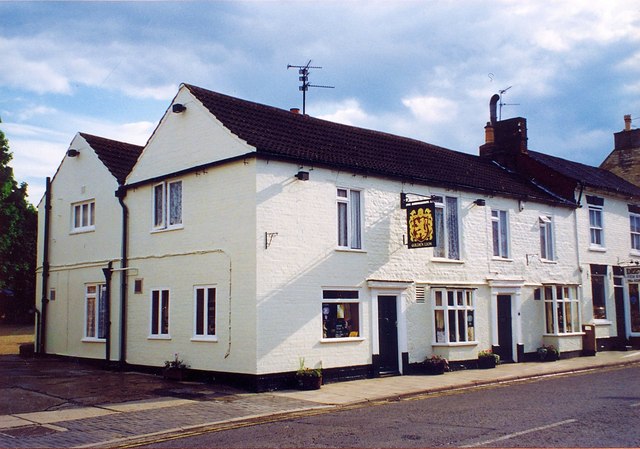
[416,285,426,303]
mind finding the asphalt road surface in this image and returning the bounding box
[143,365,640,448]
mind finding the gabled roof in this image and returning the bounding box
[528,150,640,198]
[185,84,571,206]
[80,133,143,184]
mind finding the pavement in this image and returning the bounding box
[0,350,639,448]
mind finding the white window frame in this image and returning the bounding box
[432,288,476,345]
[630,213,640,253]
[152,180,183,231]
[539,215,555,261]
[193,285,217,341]
[542,285,581,335]
[589,205,604,248]
[150,288,170,338]
[433,195,460,260]
[491,209,509,258]
[84,283,106,341]
[337,188,362,250]
[71,200,95,233]
[321,290,362,341]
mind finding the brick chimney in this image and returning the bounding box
[480,116,528,169]
[601,115,640,186]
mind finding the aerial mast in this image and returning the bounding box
[287,60,334,115]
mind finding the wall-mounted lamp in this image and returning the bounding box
[67,149,80,157]
[473,199,486,206]
[172,103,187,113]
[295,171,309,181]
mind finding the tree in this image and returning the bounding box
[0,120,37,323]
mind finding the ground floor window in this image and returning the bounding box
[591,264,607,320]
[629,283,640,333]
[322,290,360,338]
[194,286,216,338]
[542,285,580,334]
[151,289,170,336]
[433,288,475,343]
[85,284,106,339]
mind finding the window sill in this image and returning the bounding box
[592,319,612,326]
[148,335,171,340]
[335,248,367,254]
[492,257,513,262]
[630,251,640,257]
[431,258,464,264]
[81,338,105,343]
[320,337,365,343]
[151,225,184,234]
[432,341,478,347]
[540,259,557,264]
[588,246,607,253]
[70,227,96,235]
[543,332,584,337]
[190,336,218,342]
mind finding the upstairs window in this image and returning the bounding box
[491,209,509,258]
[629,205,640,252]
[72,200,95,232]
[337,188,362,249]
[587,195,604,248]
[539,215,555,261]
[433,196,460,260]
[153,180,182,230]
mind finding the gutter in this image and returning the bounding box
[116,186,129,366]
[38,177,51,354]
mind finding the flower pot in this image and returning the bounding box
[163,367,186,381]
[425,363,446,375]
[297,375,322,390]
[478,357,497,369]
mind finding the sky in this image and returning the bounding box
[1,1,639,205]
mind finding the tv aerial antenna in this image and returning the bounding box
[498,86,519,120]
[287,60,334,115]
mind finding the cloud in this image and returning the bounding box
[402,95,458,124]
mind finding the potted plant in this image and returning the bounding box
[296,358,322,390]
[537,344,560,362]
[423,355,449,375]
[163,353,189,381]
[477,349,500,369]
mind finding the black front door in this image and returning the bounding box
[496,295,513,362]
[378,296,399,374]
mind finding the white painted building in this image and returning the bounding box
[36,85,639,391]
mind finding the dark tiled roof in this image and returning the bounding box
[185,84,570,206]
[529,150,640,198]
[80,133,143,184]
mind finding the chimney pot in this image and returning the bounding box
[290,108,300,115]
[624,114,632,131]
[484,122,495,144]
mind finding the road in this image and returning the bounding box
[142,365,640,448]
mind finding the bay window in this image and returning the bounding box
[433,288,475,344]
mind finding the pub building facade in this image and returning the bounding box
[36,84,640,391]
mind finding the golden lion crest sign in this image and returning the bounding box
[406,203,436,249]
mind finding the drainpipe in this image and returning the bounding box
[102,261,113,366]
[116,186,128,366]
[39,177,51,354]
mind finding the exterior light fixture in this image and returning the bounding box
[296,171,309,181]
[67,149,80,157]
[172,103,186,113]
[473,199,486,206]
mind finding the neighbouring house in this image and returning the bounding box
[601,115,640,188]
[35,84,639,391]
[480,100,640,352]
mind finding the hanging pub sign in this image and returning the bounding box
[406,203,436,249]
[625,266,640,282]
